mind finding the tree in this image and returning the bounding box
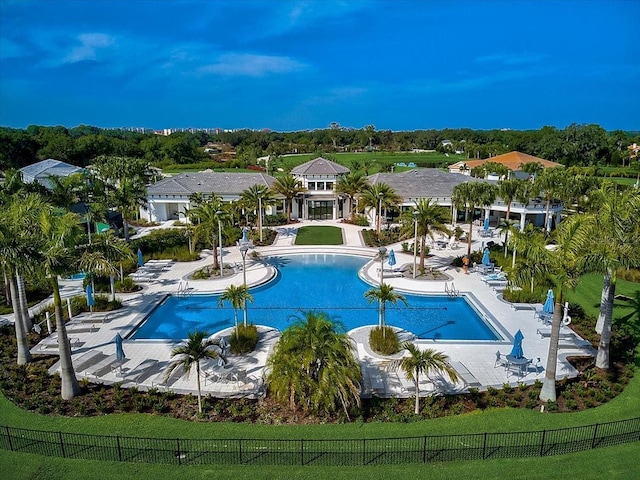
[452,181,497,256]
[388,343,459,415]
[239,184,276,240]
[40,206,85,399]
[581,184,640,369]
[364,282,408,330]
[165,330,225,414]
[400,199,450,270]
[359,182,401,234]
[271,174,304,222]
[336,172,368,220]
[266,311,361,419]
[219,284,254,333]
[533,167,568,233]
[497,178,524,254]
[190,195,227,270]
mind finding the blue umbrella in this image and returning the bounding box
[388,249,397,269]
[543,289,554,315]
[86,284,95,310]
[483,217,490,230]
[137,248,144,267]
[241,227,249,243]
[114,333,125,362]
[510,329,524,359]
[482,247,491,265]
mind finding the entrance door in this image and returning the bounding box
[308,200,333,220]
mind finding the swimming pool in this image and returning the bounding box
[131,254,501,341]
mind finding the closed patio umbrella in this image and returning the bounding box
[86,284,95,312]
[137,248,144,267]
[114,333,125,362]
[510,329,524,359]
[482,247,491,265]
[483,217,490,230]
[388,249,396,270]
[543,289,554,315]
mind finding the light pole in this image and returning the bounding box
[377,192,383,235]
[378,246,387,287]
[238,231,254,326]
[216,210,223,277]
[413,210,419,279]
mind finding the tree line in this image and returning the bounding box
[1,123,639,172]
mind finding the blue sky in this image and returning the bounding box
[1,0,638,131]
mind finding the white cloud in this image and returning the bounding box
[199,53,307,77]
[62,33,114,64]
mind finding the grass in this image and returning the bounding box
[565,273,639,319]
[294,226,343,245]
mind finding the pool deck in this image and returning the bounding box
[25,219,595,400]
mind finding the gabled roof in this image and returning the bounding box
[291,157,350,175]
[20,159,85,188]
[368,169,494,199]
[452,151,562,171]
[147,172,277,196]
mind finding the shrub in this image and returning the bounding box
[230,324,259,354]
[264,214,288,226]
[502,287,547,304]
[369,326,401,355]
[342,214,369,226]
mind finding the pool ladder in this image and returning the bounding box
[445,282,459,297]
[177,281,194,296]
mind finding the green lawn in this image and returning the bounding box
[294,226,343,245]
[564,273,639,319]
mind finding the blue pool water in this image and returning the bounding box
[132,254,500,341]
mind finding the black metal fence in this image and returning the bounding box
[1,417,639,466]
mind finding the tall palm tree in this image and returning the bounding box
[537,215,591,402]
[190,195,227,270]
[533,167,568,233]
[359,182,401,234]
[218,284,253,333]
[40,207,84,399]
[452,181,497,256]
[266,311,361,419]
[400,199,450,270]
[165,330,225,414]
[508,224,548,290]
[581,184,640,369]
[388,342,459,415]
[364,282,408,330]
[271,174,305,222]
[336,172,368,220]
[239,184,276,240]
[497,178,524,253]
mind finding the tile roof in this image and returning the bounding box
[454,151,562,171]
[368,169,494,199]
[291,157,350,175]
[20,159,85,188]
[147,172,277,196]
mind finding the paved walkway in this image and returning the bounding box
[23,219,594,399]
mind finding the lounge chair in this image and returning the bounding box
[450,361,481,387]
[120,359,161,384]
[72,351,108,373]
[536,327,576,338]
[494,351,508,369]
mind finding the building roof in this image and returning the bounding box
[147,172,277,196]
[291,157,350,175]
[450,151,562,172]
[368,168,493,199]
[20,159,85,188]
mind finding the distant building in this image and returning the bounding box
[448,151,562,179]
[19,159,85,189]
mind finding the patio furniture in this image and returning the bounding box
[505,355,530,377]
[494,351,508,369]
[450,361,481,388]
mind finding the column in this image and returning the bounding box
[519,211,526,232]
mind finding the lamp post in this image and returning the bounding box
[216,210,223,277]
[413,210,419,279]
[378,246,387,287]
[377,192,383,235]
[258,196,263,243]
[238,231,254,326]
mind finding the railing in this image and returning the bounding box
[1,417,638,466]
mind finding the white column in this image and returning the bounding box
[519,212,526,232]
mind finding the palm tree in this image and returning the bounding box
[239,184,276,240]
[581,184,640,369]
[364,283,408,330]
[388,342,459,414]
[452,181,497,256]
[508,224,548,291]
[520,161,543,181]
[533,167,568,233]
[336,172,368,220]
[497,178,524,254]
[400,199,450,270]
[271,174,305,222]
[165,330,225,414]
[536,215,592,402]
[219,284,253,333]
[266,311,361,419]
[40,207,85,399]
[190,195,227,271]
[359,182,401,234]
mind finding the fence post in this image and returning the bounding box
[423,436,427,463]
[238,438,243,464]
[362,438,366,465]
[58,431,66,458]
[591,423,599,449]
[176,438,181,465]
[482,432,487,460]
[539,430,546,457]
[300,439,304,466]
[5,427,13,452]
[116,435,122,462]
